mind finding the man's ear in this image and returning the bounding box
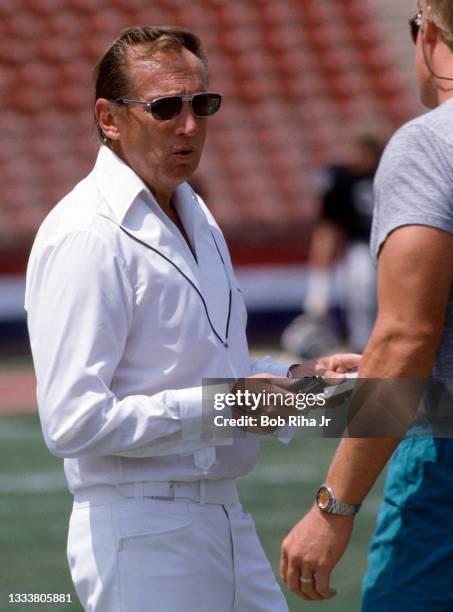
[95,98,121,141]
[421,16,441,47]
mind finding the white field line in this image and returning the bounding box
[0,420,42,439]
[242,462,319,484]
[0,470,66,495]
[242,463,382,517]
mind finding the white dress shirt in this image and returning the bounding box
[25,146,290,492]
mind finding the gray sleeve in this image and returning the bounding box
[371,123,453,258]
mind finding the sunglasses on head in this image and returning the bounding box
[409,11,423,44]
[115,92,222,121]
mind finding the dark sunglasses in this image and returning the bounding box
[115,92,222,121]
[409,11,423,44]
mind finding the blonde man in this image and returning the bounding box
[281,3,453,610]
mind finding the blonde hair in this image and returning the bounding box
[423,1,453,49]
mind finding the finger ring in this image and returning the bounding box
[300,577,314,584]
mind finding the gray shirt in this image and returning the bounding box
[371,98,453,378]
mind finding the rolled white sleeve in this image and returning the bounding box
[26,231,220,459]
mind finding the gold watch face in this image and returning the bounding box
[317,487,330,510]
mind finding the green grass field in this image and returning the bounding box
[0,414,385,611]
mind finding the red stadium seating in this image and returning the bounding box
[0,0,416,270]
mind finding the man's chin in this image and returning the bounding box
[171,163,200,183]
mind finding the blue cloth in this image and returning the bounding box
[362,437,453,611]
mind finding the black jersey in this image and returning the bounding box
[320,165,375,242]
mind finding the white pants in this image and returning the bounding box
[67,482,288,612]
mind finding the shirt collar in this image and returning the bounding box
[92,145,150,224]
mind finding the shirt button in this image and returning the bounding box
[224,342,229,348]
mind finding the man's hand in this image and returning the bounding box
[290,353,362,380]
[230,374,294,434]
[280,505,354,601]
[230,354,362,434]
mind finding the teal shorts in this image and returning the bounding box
[362,437,453,612]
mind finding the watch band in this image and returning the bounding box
[329,497,361,515]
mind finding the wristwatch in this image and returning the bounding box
[316,485,361,516]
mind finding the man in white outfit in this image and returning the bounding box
[25,26,360,611]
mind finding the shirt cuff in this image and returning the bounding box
[252,355,294,377]
[176,386,203,448]
[174,384,233,451]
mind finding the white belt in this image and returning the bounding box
[73,478,239,506]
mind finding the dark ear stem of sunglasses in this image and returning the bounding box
[409,14,422,44]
